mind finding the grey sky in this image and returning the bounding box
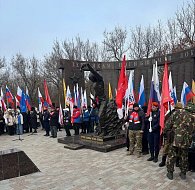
[0,0,185,60]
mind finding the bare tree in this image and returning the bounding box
[103,26,128,61]
[129,26,145,59]
[175,0,195,47]
[11,54,41,104]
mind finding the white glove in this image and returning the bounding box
[148,117,152,122]
[149,128,152,133]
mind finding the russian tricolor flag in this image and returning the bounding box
[181,81,195,107]
[16,86,22,101]
[147,63,161,116]
[138,75,146,107]
[26,87,31,111]
[6,85,14,108]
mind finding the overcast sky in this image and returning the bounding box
[0,0,185,60]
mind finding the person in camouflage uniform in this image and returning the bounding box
[165,102,195,180]
[126,103,145,158]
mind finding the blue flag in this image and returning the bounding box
[20,91,27,113]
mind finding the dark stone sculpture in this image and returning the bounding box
[81,63,123,136]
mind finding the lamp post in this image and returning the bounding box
[58,65,65,107]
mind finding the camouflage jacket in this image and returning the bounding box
[164,104,195,148]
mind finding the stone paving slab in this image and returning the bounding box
[0,129,194,190]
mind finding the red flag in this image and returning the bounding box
[116,55,128,118]
[44,80,52,106]
[160,62,172,133]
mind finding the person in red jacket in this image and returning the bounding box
[72,105,81,135]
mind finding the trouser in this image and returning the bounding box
[90,121,95,133]
[50,125,57,137]
[44,121,50,135]
[142,128,149,153]
[129,130,143,154]
[0,125,4,135]
[167,146,188,173]
[16,124,23,135]
[8,125,15,136]
[83,121,90,133]
[188,148,195,171]
[148,131,160,158]
[73,123,80,135]
[126,129,129,149]
[64,124,71,136]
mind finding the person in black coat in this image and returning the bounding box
[0,110,5,135]
[64,108,71,136]
[147,102,160,163]
[29,107,38,133]
[49,107,58,138]
[43,107,50,136]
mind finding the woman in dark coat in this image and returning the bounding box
[29,107,38,133]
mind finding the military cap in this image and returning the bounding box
[175,102,183,109]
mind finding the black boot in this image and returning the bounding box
[167,172,173,180]
[153,157,158,163]
[159,155,167,167]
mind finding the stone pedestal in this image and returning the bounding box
[0,148,40,181]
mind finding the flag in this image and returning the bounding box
[65,86,74,116]
[15,96,20,108]
[173,86,177,104]
[90,93,94,106]
[0,88,6,111]
[76,83,81,108]
[168,72,175,110]
[20,91,27,113]
[16,86,22,101]
[125,70,135,116]
[181,81,195,107]
[38,87,44,112]
[108,82,113,101]
[83,89,87,107]
[63,78,66,106]
[58,103,63,125]
[116,55,128,119]
[138,75,146,107]
[44,80,52,106]
[192,79,195,104]
[160,62,172,132]
[26,87,31,111]
[147,63,161,116]
[5,85,14,108]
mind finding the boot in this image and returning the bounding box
[147,152,154,161]
[179,172,186,180]
[159,155,167,167]
[166,172,173,180]
[153,157,158,163]
[147,157,154,161]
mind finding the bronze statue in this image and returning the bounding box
[81,63,124,136]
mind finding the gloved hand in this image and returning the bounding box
[148,117,152,122]
[149,128,152,133]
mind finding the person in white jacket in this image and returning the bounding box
[4,109,15,135]
[15,109,24,135]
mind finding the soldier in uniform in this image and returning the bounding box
[165,102,195,180]
[126,103,145,158]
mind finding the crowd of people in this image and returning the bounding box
[0,101,100,138]
[124,101,195,180]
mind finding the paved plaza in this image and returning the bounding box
[0,129,194,190]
